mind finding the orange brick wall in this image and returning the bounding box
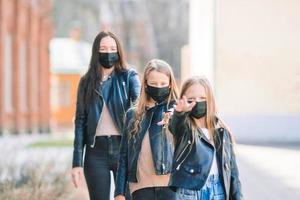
[0,0,53,134]
[50,73,81,130]
[0,0,2,133]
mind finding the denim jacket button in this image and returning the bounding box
[190,169,194,173]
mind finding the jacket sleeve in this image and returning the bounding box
[168,111,190,139]
[128,68,141,103]
[229,133,244,200]
[72,78,86,168]
[114,109,132,197]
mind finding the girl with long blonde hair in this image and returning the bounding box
[168,76,243,200]
[115,59,178,200]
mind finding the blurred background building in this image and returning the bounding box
[187,0,300,143]
[1,0,300,199]
[1,0,299,142]
[50,26,91,131]
[0,0,52,135]
[52,0,189,78]
[50,0,189,132]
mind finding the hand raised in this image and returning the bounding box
[174,96,196,112]
[157,108,174,126]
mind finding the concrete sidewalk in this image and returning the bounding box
[71,144,300,200]
[237,144,300,200]
[1,135,299,199]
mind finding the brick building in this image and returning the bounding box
[0,0,52,134]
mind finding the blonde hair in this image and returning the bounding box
[180,76,217,144]
[130,59,179,137]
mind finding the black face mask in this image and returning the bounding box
[99,52,119,68]
[190,101,207,119]
[145,85,170,103]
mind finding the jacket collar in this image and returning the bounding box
[93,70,117,96]
[196,128,212,145]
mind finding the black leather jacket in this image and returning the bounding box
[114,101,175,197]
[72,68,141,168]
[168,111,243,200]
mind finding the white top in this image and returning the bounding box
[201,128,219,176]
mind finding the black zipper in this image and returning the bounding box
[116,81,126,114]
[122,81,128,100]
[175,138,192,172]
[176,139,191,162]
[161,124,167,174]
[175,140,192,170]
[92,88,104,148]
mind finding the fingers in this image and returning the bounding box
[175,95,195,112]
[73,175,79,188]
[164,112,171,119]
[71,173,78,188]
[71,170,81,188]
[157,112,171,126]
[175,98,184,112]
[189,101,196,109]
[157,120,165,126]
[182,95,187,104]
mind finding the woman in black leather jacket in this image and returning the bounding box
[71,31,141,200]
[168,76,243,200]
[114,59,178,200]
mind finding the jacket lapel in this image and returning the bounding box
[94,81,102,97]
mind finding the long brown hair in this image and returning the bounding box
[130,59,179,137]
[79,30,127,111]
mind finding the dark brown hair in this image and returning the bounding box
[79,31,128,111]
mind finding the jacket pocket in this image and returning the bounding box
[182,164,202,175]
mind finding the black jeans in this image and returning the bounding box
[84,135,121,200]
[131,187,176,200]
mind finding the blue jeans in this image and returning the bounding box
[176,174,225,200]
